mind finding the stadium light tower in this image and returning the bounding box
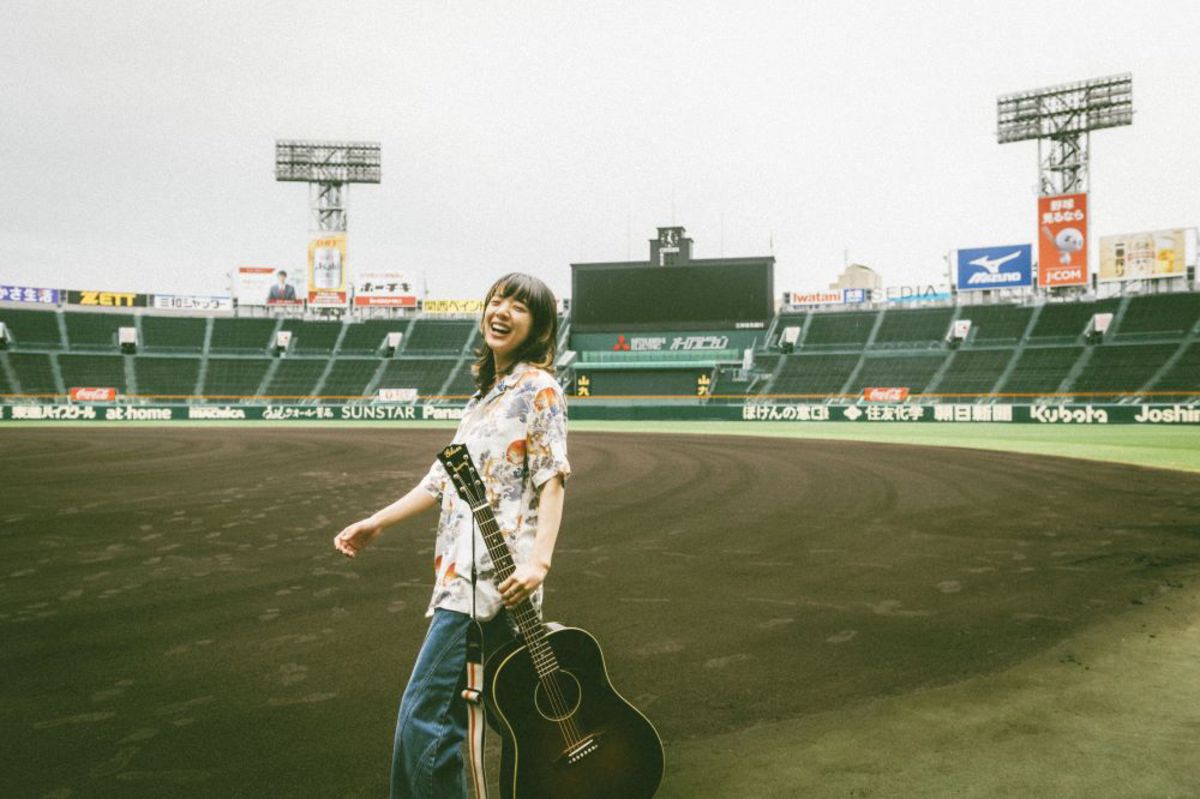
[997,73,1132,196]
[274,140,381,232]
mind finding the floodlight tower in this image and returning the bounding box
[996,73,1132,197]
[274,140,382,232]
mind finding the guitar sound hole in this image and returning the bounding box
[534,670,581,723]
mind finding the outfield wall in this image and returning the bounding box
[2,402,1199,425]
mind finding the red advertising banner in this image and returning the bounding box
[69,387,118,402]
[1037,193,1088,287]
[863,387,910,403]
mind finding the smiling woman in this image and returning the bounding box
[333,272,569,799]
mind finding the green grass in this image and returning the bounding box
[571,421,1200,474]
[5,418,1199,473]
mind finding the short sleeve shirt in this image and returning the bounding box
[419,363,570,620]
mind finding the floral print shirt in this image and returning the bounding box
[419,362,570,620]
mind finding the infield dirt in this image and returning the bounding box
[2,428,1199,797]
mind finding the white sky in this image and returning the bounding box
[2,1,1197,303]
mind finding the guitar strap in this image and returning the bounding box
[462,515,488,799]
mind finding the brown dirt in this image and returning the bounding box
[1,428,1199,797]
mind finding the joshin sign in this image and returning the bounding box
[1037,193,1088,288]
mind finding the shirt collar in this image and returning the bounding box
[476,361,532,403]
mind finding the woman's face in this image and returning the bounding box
[483,292,533,368]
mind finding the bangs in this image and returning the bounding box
[490,273,543,307]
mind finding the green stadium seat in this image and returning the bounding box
[1028,300,1119,342]
[280,319,343,354]
[375,358,463,399]
[1114,294,1200,340]
[957,305,1033,345]
[58,353,127,392]
[1148,342,1200,399]
[872,307,954,348]
[771,354,860,396]
[934,349,1014,396]
[339,320,408,355]
[998,347,1083,395]
[6,353,59,395]
[262,358,329,398]
[319,358,382,400]
[141,316,206,353]
[0,308,63,349]
[847,353,947,395]
[134,357,201,398]
[64,312,134,350]
[1070,344,1180,395]
[201,358,273,400]
[802,310,879,348]
[404,320,476,353]
[209,318,278,353]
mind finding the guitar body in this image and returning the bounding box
[484,626,664,799]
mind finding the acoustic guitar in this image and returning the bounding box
[438,444,665,799]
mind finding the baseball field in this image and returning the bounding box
[2,422,1199,797]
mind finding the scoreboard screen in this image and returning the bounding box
[571,261,773,331]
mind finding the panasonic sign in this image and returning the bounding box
[955,245,1033,291]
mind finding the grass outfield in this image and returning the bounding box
[571,421,1200,474]
[5,420,1200,473]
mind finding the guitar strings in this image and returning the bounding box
[449,463,584,746]
[461,477,583,746]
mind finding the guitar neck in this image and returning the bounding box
[466,501,559,677]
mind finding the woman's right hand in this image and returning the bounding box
[333,517,383,559]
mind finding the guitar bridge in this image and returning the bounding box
[563,736,599,764]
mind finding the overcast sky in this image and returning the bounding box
[2,1,1197,303]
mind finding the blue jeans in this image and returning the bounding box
[390,608,517,799]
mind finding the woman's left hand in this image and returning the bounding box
[498,562,548,608]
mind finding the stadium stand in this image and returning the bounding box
[872,307,954,348]
[339,320,408,355]
[1114,293,1200,340]
[957,305,1033,344]
[998,346,1084,394]
[200,358,273,399]
[134,357,201,398]
[58,353,127,392]
[443,363,478,398]
[209,318,278,353]
[280,319,342,354]
[578,369,703,397]
[6,353,59,395]
[771,354,860,396]
[141,316,207,353]
[934,349,1014,395]
[1149,342,1200,398]
[375,358,460,398]
[1028,299,1119,342]
[795,310,877,348]
[0,308,63,349]
[320,358,381,399]
[64,312,134,350]
[403,320,474,353]
[1070,343,1181,395]
[262,358,329,398]
[847,353,947,394]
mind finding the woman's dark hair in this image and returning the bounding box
[473,272,559,394]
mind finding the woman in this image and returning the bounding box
[333,272,570,799]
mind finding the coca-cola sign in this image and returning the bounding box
[862,387,909,403]
[69,387,118,402]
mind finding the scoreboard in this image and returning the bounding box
[571,261,773,332]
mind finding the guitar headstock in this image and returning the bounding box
[438,444,487,508]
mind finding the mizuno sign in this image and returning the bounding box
[955,245,1033,291]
